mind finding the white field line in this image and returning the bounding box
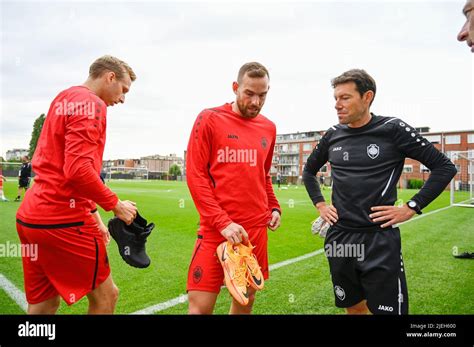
[0,274,27,312]
[131,248,327,315]
[132,205,454,315]
[0,205,454,314]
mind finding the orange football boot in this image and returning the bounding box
[216,241,250,305]
[238,241,264,290]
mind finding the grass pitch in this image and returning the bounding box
[0,179,472,314]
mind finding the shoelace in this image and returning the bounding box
[243,254,261,275]
[228,248,249,287]
[233,258,249,287]
[238,244,261,275]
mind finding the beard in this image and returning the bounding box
[236,99,261,119]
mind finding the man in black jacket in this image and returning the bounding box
[303,69,457,315]
[15,156,32,202]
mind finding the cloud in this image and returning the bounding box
[1,0,471,159]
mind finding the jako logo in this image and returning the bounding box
[378,305,393,312]
[217,146,257,167]
[18,321,56,340]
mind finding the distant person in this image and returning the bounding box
[457,0,474,52]
[303,69,456,315]
[0,174,7,202]
[186,62,281,314]
[14,156,32,202]
[100,170,107,183]
[277,171,282,189]
[16,55,138,314]
[319,174,325,190]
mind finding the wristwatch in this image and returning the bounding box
[407,200,422,215]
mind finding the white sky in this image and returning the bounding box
[1,0,473,160]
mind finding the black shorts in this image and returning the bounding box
[19,178,30,188]
[324,226,408,315]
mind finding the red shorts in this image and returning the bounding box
[16,220,110,305]
[186,225,269,293]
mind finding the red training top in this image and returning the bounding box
[17,86,118,226]
[186,103,281,240]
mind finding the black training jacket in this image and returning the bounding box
[303,114,457,232]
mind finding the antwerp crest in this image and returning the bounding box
[367,144,380,159]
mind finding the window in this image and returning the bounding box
[420,164,430,173]
[445,135,461,144]
[468,134,474,143]
[447,151,462,160]
[424,135,441,144]
[303,143,312,151]
[403,165,413,173]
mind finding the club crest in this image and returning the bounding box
[367,144,380,159]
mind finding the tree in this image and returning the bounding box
[29,113,46,159]
[169,164,182,179]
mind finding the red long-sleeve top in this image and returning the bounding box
[17,86,118,226]
[186,103,281,240]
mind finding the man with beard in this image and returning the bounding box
[458,0,474,52]
[185,62,281,314]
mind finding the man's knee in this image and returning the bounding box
[188,304,212,315]
[110,284,119,306]
[102,284,119,308]
[88,281,119,312]
[28,296,60,314]
[247,292,256,306]
[47,296,61,313]
[188,291,217,314]
[346,300,370,315]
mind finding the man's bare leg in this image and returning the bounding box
[87,274,119,314]
[28,295,60,314]
[188,290,219,314]
[346,299,370,314]
[229,287,256,315]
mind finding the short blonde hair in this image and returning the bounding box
[89,55,136,81]
[237,62,269,83]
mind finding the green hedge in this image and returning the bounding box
[408,179,424,189]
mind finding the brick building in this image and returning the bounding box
[402,130,474,189]
[273,129,474,188]
[272,131,326,184]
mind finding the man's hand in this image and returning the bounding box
[268,210,281,231]
[220,222,249,245]
[316,202,338,226]
[369,204,416,228]
[112,200,137,225]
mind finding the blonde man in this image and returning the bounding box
[16,56,137,314]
